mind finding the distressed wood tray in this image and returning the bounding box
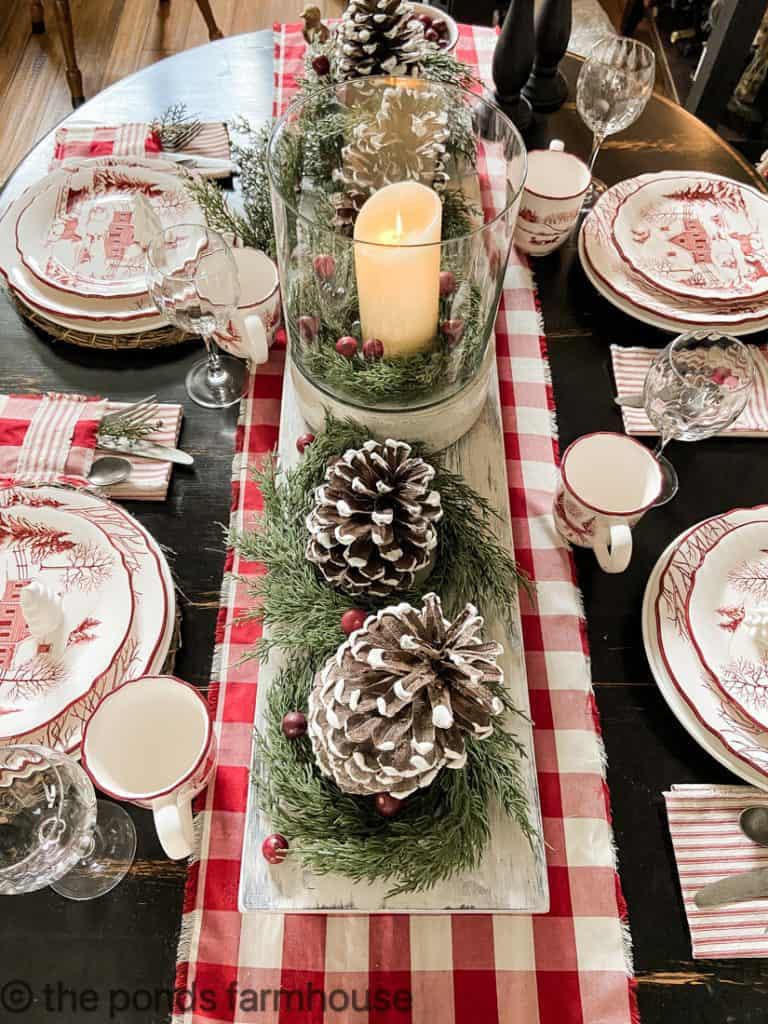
[238,359,549,913]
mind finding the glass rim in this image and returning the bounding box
[664,331,756,392]
[145,223,232,282]
[267,74,528,250]
[581,33,656,70]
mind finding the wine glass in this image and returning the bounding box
[146,225,246,409]
[0,744,136,900]
[576,36,655,209]
[643,331,755,505]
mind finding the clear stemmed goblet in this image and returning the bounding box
[146,225,246,409]
[576,36,655,210]
[643,331,755,506]
[0,744,136,900]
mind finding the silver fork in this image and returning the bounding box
[100,395,157,426]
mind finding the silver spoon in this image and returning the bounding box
[739,806,768,846]
[613,393,644,409]
[88,456,132,487]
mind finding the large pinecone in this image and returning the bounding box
[335,0,426,80]
[308,593,505,798]
[305,439,442,598]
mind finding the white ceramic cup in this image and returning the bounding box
[215,247,281,365]
[514,140,592,256]
[81,675,216,860]
[552,432,663,573]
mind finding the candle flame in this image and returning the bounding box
[378,208,405,245]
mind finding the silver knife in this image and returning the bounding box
[97,436,194,467]
[694,866,768,908]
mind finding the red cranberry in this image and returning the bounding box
[262,833,289,864]
[374,793,403,817]
[296,432,315,454]
[439,270,457,297]
[313,253,336,281]
[341,608,367,635]
[425,27,439,42]
[273,326,287,348]
[312,54,331,76]
[441,319,465,347]
[417,12,433,27]
[432,17,449,37]
[298,315,320,344]
[336,335,358,358]
[362,338,384,361]
[281,711,308,739]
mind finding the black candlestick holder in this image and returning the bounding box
[523,0,572,112]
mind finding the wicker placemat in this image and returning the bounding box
[11,294,192,351]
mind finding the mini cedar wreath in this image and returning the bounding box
[234,415,534,894]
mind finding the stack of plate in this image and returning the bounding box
[579,170,768,336]
[0,484,174,755]
[0,157,204,340]
[644,507,768,788]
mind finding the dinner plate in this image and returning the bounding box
[612,174,768,304]
[15,163,204,300]
[687,520,768,733]
[580,172,768,332]
[0,485,174,754]
[0,503,134,740]
[578,230,768,337]
[643,507,768,788]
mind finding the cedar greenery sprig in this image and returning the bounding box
[232,414,532,668]
[253,651,534,897]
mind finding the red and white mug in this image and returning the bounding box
[81,675,216,860]
[553,432,662,573]
[514,140,591,256]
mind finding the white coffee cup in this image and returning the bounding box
[514,140,591,256]
[81,675,216,860]
[216,247,281,365]
[552,432,662,573]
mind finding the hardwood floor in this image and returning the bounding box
[0,0,344,185]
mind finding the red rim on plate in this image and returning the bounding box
[610,174,768,306]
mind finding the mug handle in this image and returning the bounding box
[229,311,269,365]
[153,794,194,860]
[593,523,632,574]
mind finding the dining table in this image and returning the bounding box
[1,27,768,1024]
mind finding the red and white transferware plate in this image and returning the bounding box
[15,162,204,300]
[612,174,768,304]
[580,173,768,335]
[687,520,768,732]
[0,500,133,740]
[0,485,174,754]
[643,506,768,788]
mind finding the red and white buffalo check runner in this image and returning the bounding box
[172,24,638,1024]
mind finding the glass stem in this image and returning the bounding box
[203,335,226,385]
[588,132,606,177]
[654,433,671,458]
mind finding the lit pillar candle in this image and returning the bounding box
[353,181,442,359]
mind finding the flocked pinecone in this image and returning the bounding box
[335,0,427,80]
[305,439,442,598]
[308,593,505,798]
[331,83,450,232]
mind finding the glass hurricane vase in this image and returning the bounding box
[268,76,527,448]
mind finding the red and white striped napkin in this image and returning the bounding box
[611,343,768,436]
[0,393,182,502]
[664,784,768,958]
[51,121,232,177]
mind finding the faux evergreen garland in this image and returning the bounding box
[234,416,535,895]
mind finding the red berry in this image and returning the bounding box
[313,253,336,281]
[425,27,439,42]
[273,326,287,348]
[441,319,465,347]
[432,18,449,37]
[262,833,289,864]
[374,793,403,817]
[362,337,384,361]
[298,315,319,344]
[312,54,331,76]
[341,608,367,635]
[439,270,457,297]
[282,710,308,739]
[336,335,358,358]
[417,12,433,27]
[296,432,315,454]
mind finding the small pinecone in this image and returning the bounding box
[305,439,442,598]
[331,185,369,236]
[308,593,505,798]
[335,0,426,80]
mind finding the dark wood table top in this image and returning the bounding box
[1,35,766,1024]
